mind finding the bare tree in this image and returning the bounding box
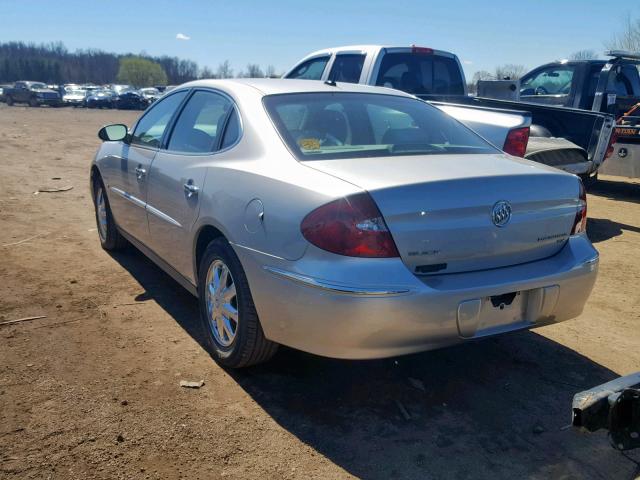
[494,64,526,80]
[215,60,233,79]
[199,66,216,79]
[570,49,598,60]
[265,64,278,78]
[607,13,640,52]
[241,63,264,78]
[467,70,493,95]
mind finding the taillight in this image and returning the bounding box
[301,193,399,258]
[605,127,619,160]
[503,127,530,157]
[571,180,587,235]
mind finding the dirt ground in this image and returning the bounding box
[0,103,639,480]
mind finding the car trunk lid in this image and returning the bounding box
[304,153,580,275]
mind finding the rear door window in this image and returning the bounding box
[375,53,465,95]
[286,56,330,80]
[167,90,234,153]
[328,54,365,83]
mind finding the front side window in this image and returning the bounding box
[264,92,497,161]
[375,53,465,95]
[130,90,187,148]
[328,54,365,83]
[520,66,575,96]
[286,56,329,80]
[167,90,233,153]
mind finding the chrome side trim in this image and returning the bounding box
[232,243,286,260]
[109,186,146,209]
[146,203,182,228]
[263,266,411,296]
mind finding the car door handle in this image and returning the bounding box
[135,166,146,179]
[184,182,199,197]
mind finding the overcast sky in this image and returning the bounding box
[1,0,638,79]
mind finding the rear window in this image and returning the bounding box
[263,92,497,161]
[375,53,465,95]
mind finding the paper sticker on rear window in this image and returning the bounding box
[298,138,321,150]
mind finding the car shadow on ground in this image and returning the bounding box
[589,178,640,204]
[587,217,640,243]
[110,249,638,479]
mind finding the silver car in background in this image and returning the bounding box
[90,79,598,368]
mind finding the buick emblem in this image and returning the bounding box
[491,201,512,227]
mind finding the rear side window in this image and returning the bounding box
[221,108,240,149]
[286,56,329,80]
[130,90,188,148]
[328,54,365,83]
[167,90,234,153]
[264,92,497,161]
[375,53,465,95]
[520,66,575,96]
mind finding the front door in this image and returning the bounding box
[106,90,188,243]
[146,89,238,281]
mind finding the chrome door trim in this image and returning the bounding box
[146,203,183,228]
[109,186,146,209]
[263,266,411,296]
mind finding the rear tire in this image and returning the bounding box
[580,172,598,188]
[197,238,278,368]
[93,177,127,251]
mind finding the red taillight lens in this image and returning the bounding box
[503,127,530,157]
[301,193,399,258]
[605,127,619,160]
[571,180,587,235]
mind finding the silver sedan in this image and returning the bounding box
[90,79,598,368]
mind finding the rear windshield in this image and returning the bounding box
[263,92,497,161]
[375,53,465,96]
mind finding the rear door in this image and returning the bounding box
[145,89,239,281]
[106,90,188,243]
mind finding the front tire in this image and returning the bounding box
[93,177,127,251]
[197,238,278,368]
[29,97,39,108]
[6,96,13,106]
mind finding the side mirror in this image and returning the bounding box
[98,124,128,142]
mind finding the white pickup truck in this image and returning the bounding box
[285,45,616,180]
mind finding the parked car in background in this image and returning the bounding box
[285,46,616,182]
[3,81,62,107]
[62,85,88,107]
[0,83,12,102]
[140,87,162,104]
[113,89,148,110]
[85,89,115,109]
[90,79,597,368]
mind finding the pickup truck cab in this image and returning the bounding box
[519,51,640,117]
[4,81,62,107]
[285,46,616,181]
[519,51,640,178]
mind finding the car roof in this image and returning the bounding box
[177,78,415,98]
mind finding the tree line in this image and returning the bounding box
[0,41,279,86]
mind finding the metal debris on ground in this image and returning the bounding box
[180,380,205,389]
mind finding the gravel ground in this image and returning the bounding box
[0,104,639,479]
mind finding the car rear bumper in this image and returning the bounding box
[236,234,598,359]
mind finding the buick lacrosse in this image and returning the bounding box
[90,79,598,368]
